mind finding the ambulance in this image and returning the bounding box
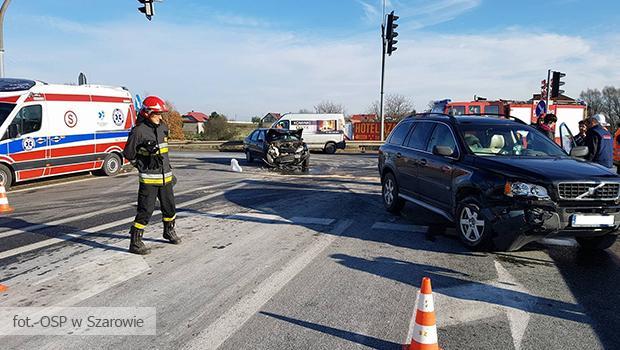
[0,78,137,189]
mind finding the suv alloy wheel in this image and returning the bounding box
[457,197,493,249]
[382,172,405,213]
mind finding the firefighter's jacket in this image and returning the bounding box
[123,120,173,186]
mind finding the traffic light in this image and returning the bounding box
[551,71,566,98]
[138,0,155,21]
[540,79,547,99]
[386,11,399,56]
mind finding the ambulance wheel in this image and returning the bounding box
[0,164,12,189]
[101,154,122,176]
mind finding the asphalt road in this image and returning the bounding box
[0,151,619,350]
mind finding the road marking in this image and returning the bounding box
[183,219,353,350]
[371,222,428,233]
[8,176,105,194]
[0,183,246,261]
[177,211,335,226]
[493,261,531,350]
[539,238,578,247]
[408,261,534,350]
[0,180,245,240]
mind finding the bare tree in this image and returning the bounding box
[580,89,605,115]
[580,86,620,131]
[367,94,415,121]
[314,101,345,114]
[298,108,312,114]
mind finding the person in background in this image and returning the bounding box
[574,120,587,146]
[584,114,613,169]
[536,113,557,140]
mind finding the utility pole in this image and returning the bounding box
[0,0,11,78]
[545,69,551,113]
[379,0,386,141]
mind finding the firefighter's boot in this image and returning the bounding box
[163,220,181,245]
[129,227,151,255]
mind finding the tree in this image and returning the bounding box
[580,86,620,131]
[580,89,605,115]
[162,101,185,140]
[251,116,261,124]
[367,94,416,121]
[203,114,235,141]
[298,108,312,114]
[314,101,345,114]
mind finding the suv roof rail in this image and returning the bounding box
[463,113,528,125]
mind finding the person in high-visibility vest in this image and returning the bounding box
[123,95,181,255]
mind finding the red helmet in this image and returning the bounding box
[141,95,168,114]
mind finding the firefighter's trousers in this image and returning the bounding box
[132,182,176,230]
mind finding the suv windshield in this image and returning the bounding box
[460,123,566,157]
[0,102,16,128]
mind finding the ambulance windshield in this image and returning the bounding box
[0,103,16,128]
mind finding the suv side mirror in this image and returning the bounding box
[570,146,589,158]
[433,145,454,157]
[7,124,18,139]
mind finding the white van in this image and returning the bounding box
[272,113,346,154]
[0,79,136,189]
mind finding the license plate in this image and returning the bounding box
[571,215,615,228]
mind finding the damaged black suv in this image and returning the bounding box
[379,113,620,251]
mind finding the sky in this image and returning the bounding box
[4,0,620,119]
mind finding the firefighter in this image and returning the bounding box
[123,96,181,255]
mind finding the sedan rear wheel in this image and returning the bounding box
[245,150,254,163]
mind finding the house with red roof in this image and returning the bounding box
[182,111,209,134]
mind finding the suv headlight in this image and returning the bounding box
[505,182,550,199]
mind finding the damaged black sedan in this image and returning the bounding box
[244,128,310,171]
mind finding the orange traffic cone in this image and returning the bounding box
[405,277,441,350]
[0,185,13,213]
[0,284,7,292]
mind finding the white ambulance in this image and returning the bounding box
[272,113,346,154]
[0,79,137,189]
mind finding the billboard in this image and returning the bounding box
[353,122,398,140]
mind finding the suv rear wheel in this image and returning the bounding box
[457,197,493,249]
[576,235,617,251]
[382,172,405,213]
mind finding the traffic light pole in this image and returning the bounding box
[380,25,386,142]
[545,69,551,113]
[0,0,11,78]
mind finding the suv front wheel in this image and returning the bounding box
[382,172,405,213]
[457,197,493,249]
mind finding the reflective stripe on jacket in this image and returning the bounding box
[123,120,173,185]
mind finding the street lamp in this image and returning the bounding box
[0,0,11,78]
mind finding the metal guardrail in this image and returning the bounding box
[169,140,385,153]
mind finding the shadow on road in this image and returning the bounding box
[330,254,588,324]
[259,311,402,350]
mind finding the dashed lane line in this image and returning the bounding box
[0,183,246,261]
[183,219,354,350]
[0,180,245,240]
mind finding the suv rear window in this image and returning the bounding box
[405,122,435,150]
[387,121,412,145]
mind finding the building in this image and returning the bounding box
[182,111,209,134]
[349,114,378,123]
[260,113,281,127]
